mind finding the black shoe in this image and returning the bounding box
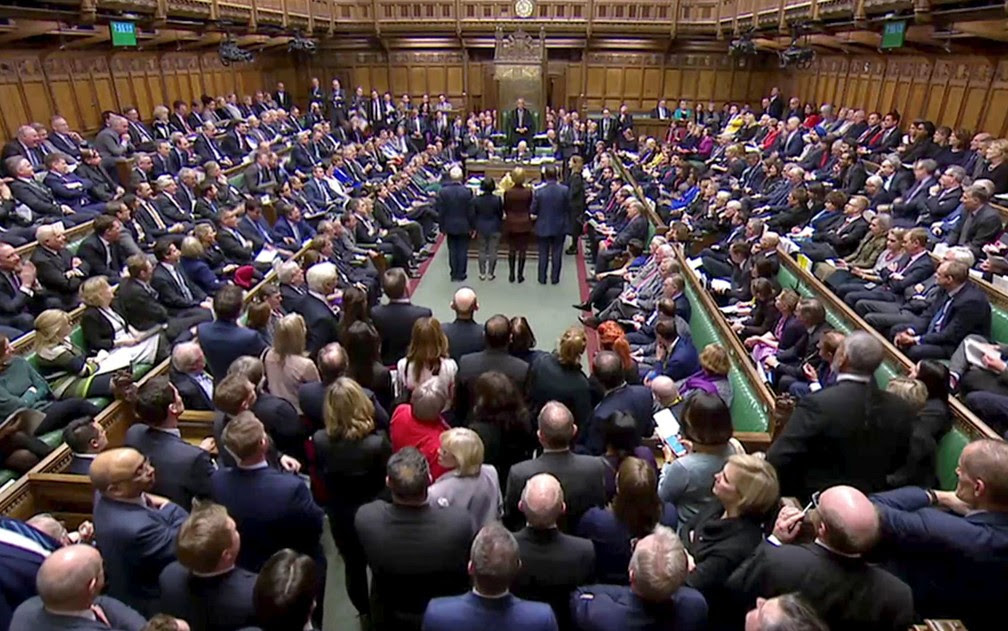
[579,314,600,329]
[565,247,577,255]
[509,271,515,282]
[572,302,592,311]
[517,275,525,283]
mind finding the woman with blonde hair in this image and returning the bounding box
[676,343,734,407]
[502,166,533,282]
[428,427,502,530]
[264,313,320,413]
[395,316,457,403]
[527,325,593,424]
[683,455,779,625]
[312,376,390,616]
[79,275,165,363]
[34,309,116,399]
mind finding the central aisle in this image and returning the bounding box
[410,240,587,355]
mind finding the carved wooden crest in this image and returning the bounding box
[494,27,545,64]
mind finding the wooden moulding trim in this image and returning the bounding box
[776,247,1000,441]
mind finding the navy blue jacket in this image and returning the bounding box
[532,181,571,238]
[158,561,258,631]
[210,466,325,572]
[124,424,215,510]
[472,193,504,235]
[576,504,678,585]
[436,181,475,235]
[423,592,558,631]
[181,256,225,296]
[0,536,49,630]
[11,595,146,631]
[570,584,707,631]
[873,486,1008,630]
[580,384,655,456]
[197,320,269,379]
[273,216,316,245]
[92,495,188,616]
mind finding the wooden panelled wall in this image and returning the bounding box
[779,55,1008,137]
[0,50,289,141]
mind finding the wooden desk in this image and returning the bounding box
[635,117,673,141]
[466,159,555,183]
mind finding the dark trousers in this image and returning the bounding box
[965,391,1008,437]
[700,249,733,279]
[35,398,101,435]
[587,275,624,310]
[446,233,470,280]
[328,511,369,615]
[538,235,564,284]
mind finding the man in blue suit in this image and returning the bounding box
[90,447,189,616]
[423,523,558,631]
[581,351,655,455]
[872,438,1008,631]
[571,525,707,631]
[197,285,268,378]
[532,164,571,285]
[436,166,474,281]
[62,418,108,476]
[125,376,215,509]
[0,517,60,630]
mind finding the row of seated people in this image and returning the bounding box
[3,261,1002,631]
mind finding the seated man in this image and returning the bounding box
[61,417,108,475]
[41,152,106,219]
[0,242,40,331]
[30,223,88,310]
[7,156,90,227]
[169,341,215,411]
[117,254,211,343]
[197,285,268,378]
[76,214,127,284]
[571,525,707,631]
[151,238,213,318]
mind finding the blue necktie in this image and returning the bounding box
[928,296,952,333]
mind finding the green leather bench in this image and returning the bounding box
[683,282,768,433]
[990,304,1008,344]
[777,265,970,491]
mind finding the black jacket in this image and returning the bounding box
[504,450,606,532]
[371,301,433,366]
[77,234,126,284]
[513,526,596,630]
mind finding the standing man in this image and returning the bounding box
[531,165,570,285]
[436,166,474,282]
[511,98,535,147]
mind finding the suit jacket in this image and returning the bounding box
[152,263,206,313]
[31,246,87,302]
[951,204,1003,260]
[76,233,125,283]
[92,495,188,615]
[872,486,1008,630]
[0,538,47,631]
[355,501,473,630]
[10,176,61,217]
[197,320,268,379]
[220,131,251,161]
[294,293,340,359]
[423,592,558,631]
[124,424,214,509]
[43,171,97,208]
[766,379,913,501]
[11,595,146,631]
[436,181,474,235]
[780,129,805,159]
[74,162,118,202]
[94,126,133,159]
[372,301,433,365]
[456,349,528,423]
[210,466,325,572]
[0,269,30,325]
[441,318,485,363]
[531,181,571,238]
[726,541,913,631]
[194,133,226,164]
[513,527,595,629]
[504,451,606,532]
[116,277,174,332]
[570,584,707,631]
[171,368,215,412]
[66,453,94,475]
[915,282,991,352]
[158,561,257,631]
[581,384,654,456]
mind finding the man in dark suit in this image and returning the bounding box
[371,267,433,365]
[532,164,571,285]
[423,523,558,631]
[947,183,1003,261]
[31,224,89,310]
[90,447,189,615]
[61,417,108,476]
[158,502,258,630]
[273,81,293,111]
[210,412,324,575]
[594,200,649,274]
[582,351,655,455]
[892,259,991,360]
[295,261,342,359]
[841,227,935,309]
[455,314,529,424]
[727,485,913,631]
[10,544,148,631]
[513,473,595,629]
[442,287,484,362]
[872,439,1008,631]
[0,243,40,332]
[117,253,209,342]
[436,166,474,282]
[779,116,806,160]
[125,376,215,509]
[598,109,618,147]
[767,332,914,502]
[169,342,215,411]
[76,215,126,284]
[355,447,473,630]
[197,285,268,378]
[193,121,231,166]
[7,156,86,226]
[151,239,210,317]
[504,402,606,531]
[572,525,707,631]
[511,98,536,147]
[220,119,253,162]
[1,125,44,175]
[0,517,59,630]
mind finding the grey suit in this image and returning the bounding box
[94,127,134,160]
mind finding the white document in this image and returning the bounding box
[687,257,703,271]
[653,408,680,443]
[965,337,998,369]
[255,249,279,265]
[709,278,732,293]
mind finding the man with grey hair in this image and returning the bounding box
[1,123,42,175]
[423,523,559,630]
[768,331,914,501]
[572,525,706,630]
[436,163,474,281]
[504,401,606,531]
[916,163,965,226]
[10,544,147,629]
[94,114,135,164]
[276,259,307,312]
[170,341,215,411]
[513,474,595,627]
[948,182,1003,260]
[744,593,827,631]
[300,261,341,356]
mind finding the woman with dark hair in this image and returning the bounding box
[468,371,535,486]
[337,286,371,344]
[658,392,736,531]
[509,316,548,366]
[527,326,593,425]
[576,457,677,583]
[472,177,504,281]
[888,360,953,488]
[936,127,971,168]
[342,320,394,412]
[600,411,657,501]
[396,317,457,407]
[253,549,320,631]
[733,278,781,339]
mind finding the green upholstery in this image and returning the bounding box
[991,306,1008,345]
[683,282,768,432]
[228,173,246,191]
[936,428,969,491]
[67,238,85,254]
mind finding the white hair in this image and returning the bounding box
[305,262,337,293]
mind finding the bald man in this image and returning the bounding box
[441,287,484,362]
[727,485,913,630]
[513,474,595,628]
[10,544,146,630]
[90,447,188,616]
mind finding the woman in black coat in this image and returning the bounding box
[527,326,593,426]
[887,360,952,489]
[566,155,587,254]
[468,371,536,489]
[734,278,781,339]
[472,177,503,280]
[684,454,780,627]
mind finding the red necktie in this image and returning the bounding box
[870,130,884,146]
